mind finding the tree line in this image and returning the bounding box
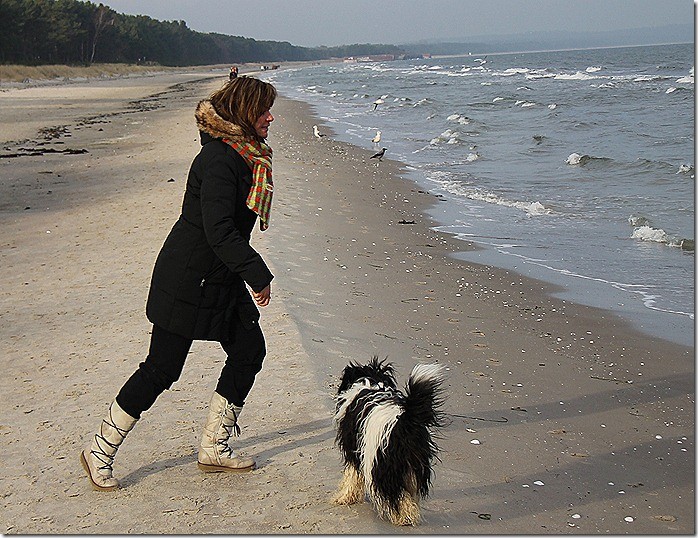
[0,0,405,66]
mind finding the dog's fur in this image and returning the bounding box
[331,357,445,526]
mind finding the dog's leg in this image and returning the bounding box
[384,492,421,526]
[331,466,365,505]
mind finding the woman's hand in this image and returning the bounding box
[252,284,271,307]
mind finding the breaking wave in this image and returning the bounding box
[628,216,694,251]
[428,173,551,216]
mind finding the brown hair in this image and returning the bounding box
[209,76,277,140]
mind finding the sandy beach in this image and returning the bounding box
[0,68,694,534]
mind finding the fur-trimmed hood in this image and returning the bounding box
[195,99,249,142]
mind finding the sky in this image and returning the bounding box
[102,0,693,48]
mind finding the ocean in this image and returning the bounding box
[261,43,695,347]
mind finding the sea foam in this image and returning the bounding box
[631,225,693,250]
[428,176,551,217]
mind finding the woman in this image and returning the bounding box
[81,76,277,491]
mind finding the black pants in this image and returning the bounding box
[115,321,266,419]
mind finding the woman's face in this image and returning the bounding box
[254,109,274,139]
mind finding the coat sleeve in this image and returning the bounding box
[199,152,274,293]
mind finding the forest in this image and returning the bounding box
[0,0,405,66]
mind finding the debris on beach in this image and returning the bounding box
[653,515,677,522]
[38,125,70,140]
[1,146,88,158]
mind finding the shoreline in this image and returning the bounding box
[269,96,684,353]
[433,218,694,348]
[0,70,693,534]
[265,66,694,350]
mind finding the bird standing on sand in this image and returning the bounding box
[371,130,382,146]
[371,147,387,161]
[313,125,325,140]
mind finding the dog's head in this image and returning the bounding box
[337,356,397,394]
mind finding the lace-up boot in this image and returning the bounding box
[80,400,138,491]
[197,392,255,472]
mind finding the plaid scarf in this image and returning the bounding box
[224,138,273,231]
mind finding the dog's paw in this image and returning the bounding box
[331,491,363,505]
[388,512,420,526]
[384,494,421,526]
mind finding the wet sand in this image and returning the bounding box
[0,68,693,534]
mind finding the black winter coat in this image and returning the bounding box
[146,131,274,341]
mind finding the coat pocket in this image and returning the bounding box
[236,298,261,330]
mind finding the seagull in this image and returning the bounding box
[370,147,387,161]
[371,130,382,145]
[372,98,384,111]
[313,125,325,139]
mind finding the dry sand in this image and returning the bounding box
[0,68,694,534]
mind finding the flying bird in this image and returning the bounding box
[372,98,384,111]
[370,147,387,161]
[371,130,382,145]
[313,125,325,139]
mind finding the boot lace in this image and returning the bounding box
[91,410,133,473]
[217,406,241,458]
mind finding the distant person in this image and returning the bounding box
[229,65,238,79]
[80,77,277,490]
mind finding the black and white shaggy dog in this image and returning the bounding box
[331,357,446,526]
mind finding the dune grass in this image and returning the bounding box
[0,63,226,84]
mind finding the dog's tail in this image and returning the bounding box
[384,363,446,501]
[403,363,446,428]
